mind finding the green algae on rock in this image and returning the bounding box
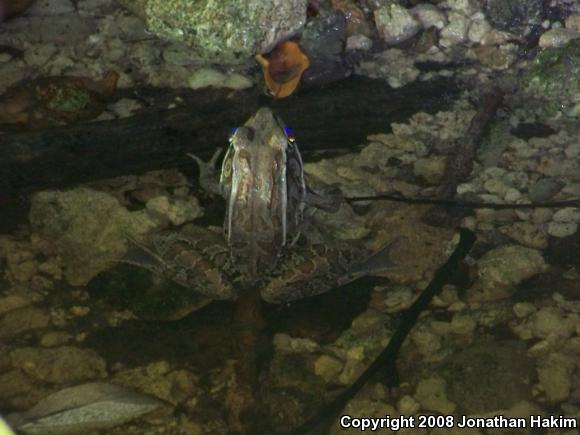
[521,39,580,114]
[118,0,307,64]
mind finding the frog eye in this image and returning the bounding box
[228,127,239,142]
[284,127,296,143]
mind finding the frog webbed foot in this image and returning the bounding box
[117,235,167,275]
[304,182,344,213]
[187,147,223,196]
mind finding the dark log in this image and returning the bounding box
[0,76,459,196]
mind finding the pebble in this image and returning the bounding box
[539,28,580,49]
[439,12,469,47]
[537,353,575,402]
[533,307,576,339]
[313,355,344,382]
[565,13,580,32]
[374,4,421,45]
[414,377,456,414]
[552,207,580,223]
[446,0,480,16]
[468,16,492,44]
[513,302,536,318]
[410,4,447,30]
[499,222,548,249]
[528,177,564,202]
[547,221,578,238]
[346,34,373,51]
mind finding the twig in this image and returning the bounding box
[345,193,580,209]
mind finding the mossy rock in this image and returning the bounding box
[521,39,580,113]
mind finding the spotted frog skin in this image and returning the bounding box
[123,107,376,303]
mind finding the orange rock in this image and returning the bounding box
[255,41,310,99]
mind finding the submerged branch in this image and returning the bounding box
[284,228,476,435]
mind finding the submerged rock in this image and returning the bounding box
[29,187,163,286]
[374,4,421,45]
[10,347,106,384]
[484,0,543,34]
[6,382,163,434]
[521,39,580,113]
[474,244,547,300]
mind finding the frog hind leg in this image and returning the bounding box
[116,235,168,275]
[337,237,407,286]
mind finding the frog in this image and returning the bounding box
[121,107,394,305]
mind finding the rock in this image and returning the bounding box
[537,353,575,402]
[552,207,580,223]
[439,341,534,414]
[414,377,456,414]
[397,395,420,415]
[513,302,536,318]
[410,4,447,30]
[539,28,580,48]
[0,369,51,410]
[533,307,577,339]
[413,157,447,184]
[450,313,476,335]
[145,195,203,226]
[374,4,421,45]
[29,188,163,286]
[439,12,470,47]
[346,34,372,51]
[117,0,308,64]
[297,9,350,87]
[26,0,76,15]
[10,347,107,384]
[566,13,580,32]
[371,285,414,313]
[6,382,164,435]
[547,222,578,238]
[313,354,344,382]
[473,45,513,69]
[528,177,564,202]
[468,15,492,43]
[0,307,50,340]
[113,362,197,405]
[475,245,547,299]
[446,0,480,17]
[273,334,320,353]
[110,98,143,118]
[499,222,548,249]
[356,49,419,88]
[331,0,371,37]
[0,294,32,317]
[484,0,543,34]
[188,68,253,90]
[521,39,580,111]
[412,328,442,356]
[39,331,73,348]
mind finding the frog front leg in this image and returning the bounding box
[187,147,223,196]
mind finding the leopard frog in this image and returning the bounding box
[123,108,387,304]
